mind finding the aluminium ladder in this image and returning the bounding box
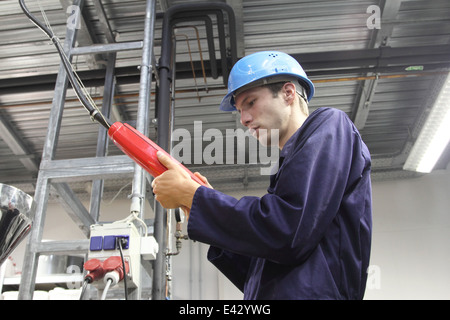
[18,0,157,300]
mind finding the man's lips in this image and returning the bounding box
[249,127,260,136]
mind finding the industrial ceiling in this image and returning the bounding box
[1,0,450,202]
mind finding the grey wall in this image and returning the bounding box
[7,167,450,299]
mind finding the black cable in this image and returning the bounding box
[117,237,129,300]
[18,0,52,38]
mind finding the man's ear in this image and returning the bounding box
[282,82,296,105]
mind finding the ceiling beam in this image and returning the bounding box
[0,109,39,172]
[352,0,403,130]
[59,0,105,69]
[2,44,450,96]
[92,0,116,43]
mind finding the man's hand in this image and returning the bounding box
[151,151,210,211]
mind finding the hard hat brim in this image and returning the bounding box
[220,92,236,112]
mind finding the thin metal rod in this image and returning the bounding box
[90,53,117,221]
[129,0,156,300]
[130,0,156,234]
[71,41,143,55]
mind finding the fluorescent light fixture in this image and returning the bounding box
[403,72,450,173]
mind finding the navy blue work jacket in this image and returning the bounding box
[188,107,372,300]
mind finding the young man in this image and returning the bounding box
[151,51,372,299]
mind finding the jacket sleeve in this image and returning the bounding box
[187,111,364,266]
[206,246,252,293]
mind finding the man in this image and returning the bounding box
[151,51,372,300]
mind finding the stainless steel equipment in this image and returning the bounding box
[0,183,34,266]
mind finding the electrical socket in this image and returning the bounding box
[88,222,140,289]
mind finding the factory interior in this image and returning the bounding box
[1,0,450,300]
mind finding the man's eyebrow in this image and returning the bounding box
[235,95,248,111]
[241,95,250,106]
[240,93,257,107]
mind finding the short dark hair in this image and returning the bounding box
[263,81,309,115]
[264,82,286,97]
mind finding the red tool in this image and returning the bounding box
[108,122,207,187]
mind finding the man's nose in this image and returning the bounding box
[240,110,252,127]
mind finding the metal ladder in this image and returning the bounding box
[18,0,157,300]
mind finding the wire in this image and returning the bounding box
[101,278,113,300]
[79,278,91,300]
[117,237,129,300]
[36,0,54,35]
[113,211,148,238]
[18,0,112,130]
[103,181,132,205]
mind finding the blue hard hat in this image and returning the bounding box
[220,51,315,111]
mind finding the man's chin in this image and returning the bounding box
[256,130,279,148]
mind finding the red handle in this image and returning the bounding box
[108,122,207,187]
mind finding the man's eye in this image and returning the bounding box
[249,99,256,106]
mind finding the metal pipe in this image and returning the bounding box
[174,33,202,100]
[152,2,238,300]
[174,25,210,93]
[169,8,237,85]
[171,16,218,80]
[71,41,143,55]
[130,0,156,241]
[90,53,116,222]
